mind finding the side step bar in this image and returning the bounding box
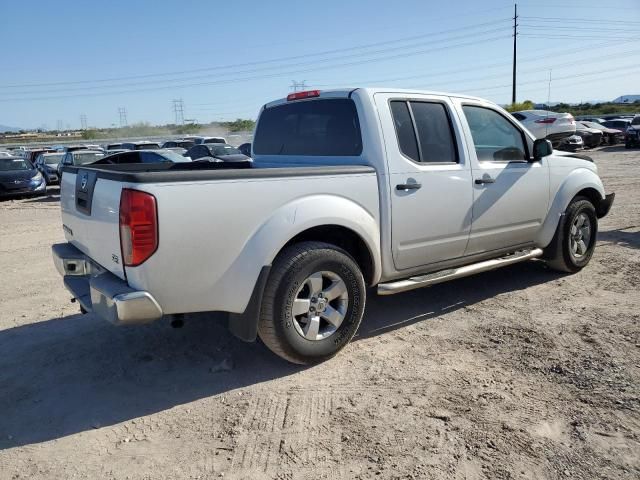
[377,248,544,295]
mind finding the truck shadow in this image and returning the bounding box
[357,259,560,339]
[596,227,640,250]
[0,260,561,450]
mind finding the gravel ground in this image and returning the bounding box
[0,147,638,480]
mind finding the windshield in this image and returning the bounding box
[44,154,64,164]
[632,117,640,125]
[0,158,32,171]
[73,152,105,165]
[211,145,242,156]
[134,143,159,150]
[203,138,225,144]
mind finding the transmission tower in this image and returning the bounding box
[56,120,63,132]
[80,114,88,130]
[290,80,308,92]
[172,99,185,125]
[118,107,128,127]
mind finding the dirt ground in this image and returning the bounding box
[0,147,638,480]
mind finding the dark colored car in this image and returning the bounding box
[103,143,123,151]
[57,150,106,176]
[92,149,191,165]
[34,152,65,185]
[161,140,195,149]
[185,144,252,162]
[120,141,161,150]
[601,119,631,133]
[24,148,56,164]
[574,123,603,148]
[0,156,46,198]
[62,145,90,153]
[625,115,640,148]
[237,142,252,157]
[580,122,623,145]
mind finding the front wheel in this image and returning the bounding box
[258,241,366,365]
[544,197,598,273]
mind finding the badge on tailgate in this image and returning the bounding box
[75,170,98,215]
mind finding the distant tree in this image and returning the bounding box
[505,100,534,112]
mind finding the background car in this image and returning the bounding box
[185,144,252,162]
[557,134,583,152]
[0,151,15,158]
[580,121,623,145]
[574,123,603,148]
[57,150,105,176]
[511,110,576,146]
[601,118,631,133]
[161,139,195,150]
[237,142,252,157]
[91,149,191,165]
[625,115,640,148]
[120,141,161,150]
[190,136,227,145]
[34,152,64,185]
[103,143,123,151]
[23,148,56,164]
[0,156,46,198]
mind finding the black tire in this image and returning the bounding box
[544,197,598,273]
[625,142,632,149]
[258,241,366,365]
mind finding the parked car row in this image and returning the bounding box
[0,135,252,199]
[511,109,638,151]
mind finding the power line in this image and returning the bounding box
[0,34,510,102]
[0,19,511,91]
[80,114,87,130]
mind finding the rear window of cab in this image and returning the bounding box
[253,99,363,156]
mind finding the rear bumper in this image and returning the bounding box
[52,243,163,325]
[596,193,615,218]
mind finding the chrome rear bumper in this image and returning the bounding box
[52,243,163,325]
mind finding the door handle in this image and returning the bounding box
[474,177,495,185]
[396,182,422,191]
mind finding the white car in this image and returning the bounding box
[511,110,576,145]
[52,88,614,364]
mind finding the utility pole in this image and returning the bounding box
[172,99,185,125]
[290,80,307,92]
[80,114,87,130]
[512,3,518,104]
[118,107,128,128]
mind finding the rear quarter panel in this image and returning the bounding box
[125,171,380,315]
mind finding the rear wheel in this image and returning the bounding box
[258,241,366,365]
[544,197,598,273]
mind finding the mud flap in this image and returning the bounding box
[227,266,271,342]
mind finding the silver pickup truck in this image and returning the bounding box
[53,88,614,364]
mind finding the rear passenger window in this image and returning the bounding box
[390,100,458,163]
[390,101,419,162]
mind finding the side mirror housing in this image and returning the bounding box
[532,138,553,162]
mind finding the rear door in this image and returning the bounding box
[375,93,473,270]
[454,101,549,255]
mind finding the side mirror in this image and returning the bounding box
[532,138,552,162]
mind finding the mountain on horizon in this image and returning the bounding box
[0,125,21,133]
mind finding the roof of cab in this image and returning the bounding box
[262,87,488,109]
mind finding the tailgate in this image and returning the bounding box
[60,169,126,279]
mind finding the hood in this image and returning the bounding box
[0,169,38,182]
[214,154,252,162]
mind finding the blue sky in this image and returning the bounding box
[1,0,639,129]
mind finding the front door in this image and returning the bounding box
[375,93,473,271]
[455,102,550,255]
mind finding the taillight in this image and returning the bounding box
[535,117,557,124]
[119,189,158,267]
[287,90,320,101]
